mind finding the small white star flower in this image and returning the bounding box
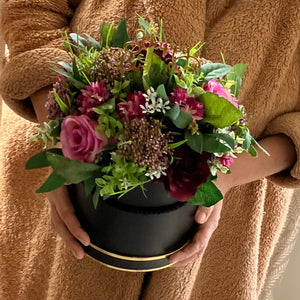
[145,166,167,180]
[140,87,171,114]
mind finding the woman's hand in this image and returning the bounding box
[31,87,90,259]
[47,186,90,259]
[169,200,223,267]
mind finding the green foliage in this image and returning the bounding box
[100,22,116,47]
[165,104,193,129]
[26,148,63,169]
[46,152,101,183]
[156,84,169,101]
[143,48,168,90]
[94,98,124,138]
[111,80,130,99]
[95,154,148,197]
[199,92,242,128]
[188,180,223,206]
[112,19,130,48]
[202,133,233,153]
[200,63,233,81]
[36,172,66,193]
[185,130,203,154]
[226,64,247,97]
[169,139,188,149]
[30,120,61,148]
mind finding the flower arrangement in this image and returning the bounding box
[26,17,266,208]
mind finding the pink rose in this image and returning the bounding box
[203,80,238,108]
[60,115,108,163]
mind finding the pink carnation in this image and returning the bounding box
[117,91,146,121]
[216,155,234,168]
[60,115,108,163]
[77,81,110,118]
[169,88,204,121]
[203,80,238,108]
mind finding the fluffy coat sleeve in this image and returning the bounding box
[0,0,81,121]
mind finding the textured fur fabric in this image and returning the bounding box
[0,0,299,299]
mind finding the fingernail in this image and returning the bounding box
[197,213,206,224]
[74,249,84,259]
[81,239,90,247]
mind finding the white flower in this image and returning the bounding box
[145,166,167,180]
[120,178,131,189]
[140,87,171,114]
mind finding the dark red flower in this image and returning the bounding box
[117,91,146,121]
[163,146,211,202]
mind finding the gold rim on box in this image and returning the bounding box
[84,242,188,272]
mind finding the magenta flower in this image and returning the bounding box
[117,91,146,121]
[60,115,108,163]
[203,80,238,108]
[169,88,204,121]
[77,81,110,118]
[162,146,211,202]
[217,155,234,168]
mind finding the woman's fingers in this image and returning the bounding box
[47,186,90,259]
[50,202,85,259]
[169,200,223,267]
[195,205,214,224]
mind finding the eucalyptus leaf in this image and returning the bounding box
[36,172,66,193]
[173,110,193,129]
[156,84,169,101]
[201,63,233,80]
[248,145,258,157]
[165,104,180,120]
[57,61,73,73]
[46,152,101,183]
[70,33,87,48]
[188,180,223,207]
[84,33,102,50]
[199,92,242,128]
[26,148,63,169]
[185,130,203,154]
[112,19,130,48]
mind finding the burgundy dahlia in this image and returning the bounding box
[169,88,204,121]
[163,145,211,202]
[77,81,110,119]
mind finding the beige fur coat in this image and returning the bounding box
[0,0,299,299]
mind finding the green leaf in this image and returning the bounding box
[251,137,270,156]
[169,139,188,149]
[72,58,80,80]
[84,33,102,50]
[26,148,63,169]
[189,41,205,56]
[84,177,96,196]
[93,188,100,209]
[202,134,232,153]
[201,63,233,80]
[100,22,116,47]
[36,172,66,193]
[248,145,258,157]
[156,84,169,101]
[53,90,69,115]
[52,68,85,90]
[173,110,193,129]
[112,19,130,48]
[188,181,223,206]
[185,130,203,154]
[46,153,101,183]
[242,130,252,150]
[165,104,180,120]
[137,16,150,36]
[57,61,73,73]
[215,133,236,150]
[199,92,242,128]
[69,33,87,48]
[226,64,247,97]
